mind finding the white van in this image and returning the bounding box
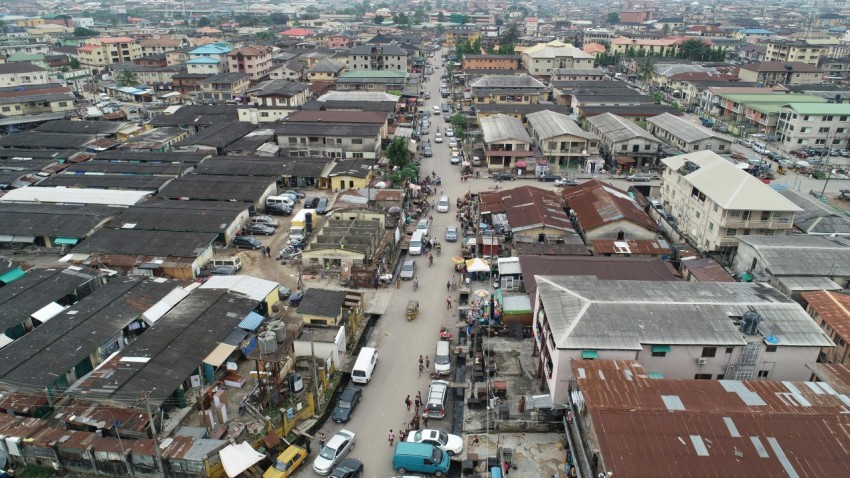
[266,195,295,208]
[409,231,425,256]
[351,347,378,384]
[434,341,451,376]
[211,256,242,271]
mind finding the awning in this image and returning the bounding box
[0,268,25,284]
[31,302,65,323]
[651,345,671,353]
[465,258,490,273]
[238,311,265,331]
[648,372,664,379]
[219,442,265,478]
[204,343,238,367]
[0,334,13,350]
[54,237,79,246]
[0,236,34,243]
[582,350,598,359]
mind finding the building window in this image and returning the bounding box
[351,138,363,145]
[694,374,712,380]
[695,211,701,219]
[725,347,733,354]
[701,347,717,358]
[708,222,714,231]
[726,229,737,237]
[730,210,741,217]
[757,370,769,378]
[713,203,719,212]
[761,211,770,221]
[652,351,667,357]
[763,229,774,236]
[765,345,777,352]
[743,229,751,235]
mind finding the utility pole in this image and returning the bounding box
[310,331,321,413]
[141,392,167,478]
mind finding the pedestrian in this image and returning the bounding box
[422,414,429,428]
[426,355,430,369]
[374,275,379,290]
[396,277,401,289]
[388,429,395,446]
[503,460,510,475]
[446,280,451,292]
[305,439,311,455]
[446,295,452,309]
[465,276,471,288]
[405,395,412,410]
[414,395,422,409]
[319,432,325,449]
[419,355,424,367]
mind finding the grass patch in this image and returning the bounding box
[18,466,55,478]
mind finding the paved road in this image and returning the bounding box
[299,49,483,478]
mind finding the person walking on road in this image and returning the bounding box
[446,280,451,292]
[422,414,429,428]
[405,395,412,410]
[426,356,431,369]
[388,430,395,446]
[319,432,325,449]
[446,295,453,309]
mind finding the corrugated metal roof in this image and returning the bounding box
[736,235,850,276]
[587,112,658,143]
[647,113,722,143]
[480,114,533,144]
[238,311,265,331]
[526,110,597,141]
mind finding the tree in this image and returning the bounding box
[269,12,289,25]
[389,162,419,186]
[385,136,411,167]
[638,58,656,91]
[437,12,445,22]
[607,12,619,24]
[374,15,385,24]
[115,68,140,87]
[256,30,275,42]
[70,57,80,69]
[73,27,98,37]
[451,113,468,139]
[197,17,212,27]
[661,24,671,35]
[500,24,520,46]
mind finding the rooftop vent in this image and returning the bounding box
[740,308,762,336]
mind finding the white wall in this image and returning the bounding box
[294,326,347,370]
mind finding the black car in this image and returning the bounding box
[331,385,362,423]
[765,152,782,162]
[197,265,238,278]
[266,203,292,216]
[493,172,515,181]
[316,198,330,215]
[232,236,263,249]
[329,458,363,478]
[244,224,276,236]
[538,173,562,182]
[304,197,320,209]
[423,147,433,157]
[289,290,304,306]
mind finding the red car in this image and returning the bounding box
[790,149,809,158]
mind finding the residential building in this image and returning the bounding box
[186,43,232,75]
[444,26,480,48]
[469,75,546,105]
[703,90,826,137]
[139,36,189,55]
[776,103,850,149]
[198,73,250,102]
[647,113,731,153]
[0,83,76,117]
[610,36,686,57]
[738,61,823,87]
[526,110,599,173]
[306,60,346,81]
[462,55,521,71]
[550,68,605,82]
[76,36,142,68]
[764,40,827,66]
[586,112,661,169]
[801,291,850,365]
[660,151,801,255]
[571,360,850,478]
[480,113,534,171]
[134,53,168,68]
[335,70,406,93]
[581,28,615,46]
[478,186,575,242]
[619,10,653,23]
[326,34,352,49]
[172,73,210,96]
[533,276,832,403]
[275,110,389,159]
[226,45,273,81]
[245,80,309,108]
[112,64,182,88]
[731,235,850,297]
[0,63,48,87]
[563,179,659,243]
[345,44,408,72]
[819,56,850,82]
[521,40,594,77]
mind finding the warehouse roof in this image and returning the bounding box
[526,110,597,140]
[157,175,274,202]
[36,175,172,191]
[73,229,217,257]
[0,203,116,238]
[0,187,152,206]
[481,113,532,144]
[586,112,658,143]
[735,235,850,277]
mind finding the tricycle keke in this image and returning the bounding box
[406,300,419,321]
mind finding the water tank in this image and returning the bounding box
[740,309,762,336]
[268,321,287,343]
[305,212,314,233]
[258,331,277,355]
[287,372,304,394]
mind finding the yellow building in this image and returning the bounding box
[445,26,480,48]
[77,36,142,67]
[326,159,377,190]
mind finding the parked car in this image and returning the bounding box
[251,215,279,227]
[244,224,276,236]
[538,173,562,182]
[329,458,363,478]
[448,138,458,148]
[277,286,292,300]
[436,196,449,213]
[445,128,454,137]
[737,138,754,148]
[197,265,238,278]
[778,159,794,168]
[443,112,451,121]
[416,218,430,236]
[289,290,304,306]
[424,92,431,99]
[441,103,450,112]
[450,153,460,164]
[284,189,306,199]
[765,152,782,162]
[493,172,515,181]
[445,226,458,242]
[627,174,651,182]
[233,236,263,249]
[405,429,464,456]
[263,445,308,478]
[554,178,578,187]
[753,144,771,155]
[331,386,362,423]
[313,429,356,475]
[267,203,292,216]
[419,127,430,136]
[423,147,433,157]
[304,197,320,209]
[316,198,330,214]
[471,156,482,166]
[790,149,810,158]
[400,260,417,280]
[434,133,443,143]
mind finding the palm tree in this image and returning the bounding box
[115,68,140,87]
[639,59,656,92]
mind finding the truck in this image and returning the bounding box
[289,209,317,241]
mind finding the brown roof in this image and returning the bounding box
[801,290,850,341]
[574,359,850,478]
[518,255,680,299]
[480,185,574,234]
[227,46,271,57]
[680,257,735,282]
[562,179,656,232]
[285,110,388,124]
[0,63,46,74]
[141,37,184,48]
[742,61,823,73]
[592,239,672,256]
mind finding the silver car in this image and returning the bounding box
[400,259,416,280]
[445,226,458,242]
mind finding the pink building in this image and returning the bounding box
[327,35,352,49]
[227,45,273,81]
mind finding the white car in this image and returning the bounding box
[436,196,449,213]
[416,218,430,237]
[406,429,464,456]
[445,128,454,137]
[434,133,443,143]
[312,429,356,475]
[450,153,460,164]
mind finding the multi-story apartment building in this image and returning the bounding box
[586,112,661,169]
[0,63,49,87]
[581,28,616,46]
[140,36,189,56]
[76,37,142,67]
[660,150,801,255]
[226,46,273,81]
[198,73,250,102]
[738,61,823,86]
[802,290,850,366]
[480,113,534,171]
[819,56,850,82]
[526,110,599,173]
[764,40,826,66]
[469,75,546,105]
[647,113,731,153]
[0,83,76,117]
[520,40,594,77]
[345,44,407,72]
[776,103,850,148]
[444,26,480,48]
[275,110,389,159]
[461,55,521,71]
[186,43,232,75]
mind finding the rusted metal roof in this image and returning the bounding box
[680,257,735,282]
[573,360,850,477]
[801,290,850,343]
[563,179,656,233]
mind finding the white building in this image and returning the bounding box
[533,276,833,405]
[660,151,801,255]
[520,40,594,77]
[0,63,49,87]
[646,113,732,153]
[526,110,599,173]
[776,103,850,148]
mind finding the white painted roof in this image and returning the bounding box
[0,187,153,206]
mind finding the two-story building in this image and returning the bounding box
[462,54,521,71]
[0,63,49,87]
[738,61,823,87]
[481,113,535,171]
[802,290,850,366]
[647,113,731,153]
[526,110,599,173]
[520,40,594,77]
[345,44,408,72]
[586,112,662,169]
[533,276,832,404]
[226,45,273,81]
[199,72,250,103]
[237,80,310,123]
[335,70,407,93]
[469,74,546,105]
[0,83,76,117]
[550,68,605,82]
[660,150,801,256]
[275,110,389,159]
[776,103,850,149]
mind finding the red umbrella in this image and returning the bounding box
[516,161,528,168]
